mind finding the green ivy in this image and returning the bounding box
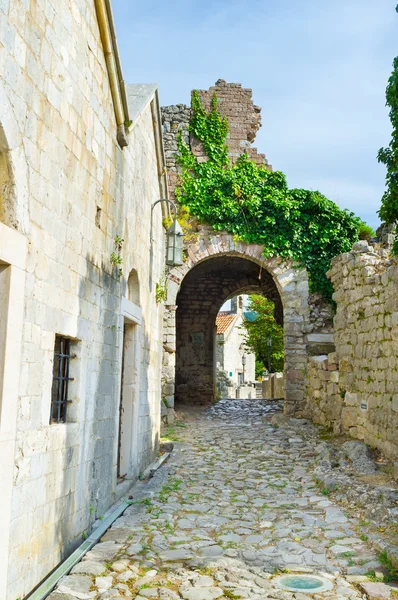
[176,91,363,301]
[378,5,398,253]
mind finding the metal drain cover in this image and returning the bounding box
[274,574,333,593]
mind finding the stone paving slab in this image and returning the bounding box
[48,399,394,600]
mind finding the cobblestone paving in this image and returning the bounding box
[50,400,385,600]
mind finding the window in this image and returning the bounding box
[50,336,75,424]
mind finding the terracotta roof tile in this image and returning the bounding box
[216,312,236,334]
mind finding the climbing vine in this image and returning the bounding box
[176,91,365,301]
[377,5,398,254]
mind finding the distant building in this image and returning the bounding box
[216,296,256,391]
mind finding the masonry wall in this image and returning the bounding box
[0,1,165,598]
[161,81,335,411]
[174,253,285,405]
[305,241,398,460]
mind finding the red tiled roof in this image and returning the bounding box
[216,312,236,334]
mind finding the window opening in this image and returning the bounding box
[50,336,75,424]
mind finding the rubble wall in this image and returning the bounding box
[306,242,398,459]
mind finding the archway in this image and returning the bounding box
[176,255,282,405]
[162,234,311,416]
[0,81,29,232]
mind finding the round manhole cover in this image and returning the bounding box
[274,574,333,593]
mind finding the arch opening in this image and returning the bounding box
[0,127,17,229]
[215,292,284,400]
[127,269,140,306]
[175,255,285,406]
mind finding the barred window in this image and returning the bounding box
[50,336,75,424]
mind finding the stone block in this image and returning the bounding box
[359,581,395,599]
[164,395,174,408]
[341,406,358,428]
[344,392,357,406]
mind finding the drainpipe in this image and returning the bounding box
[150,92,169,217]
[95,0,128,148]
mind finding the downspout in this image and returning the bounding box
[105,0,130,127]
[95,0,129,148]
[150,91,169,218]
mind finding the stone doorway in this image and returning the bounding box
[162,237,311,415]
[117,296,143,483]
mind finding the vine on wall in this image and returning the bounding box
[378,5,398,254]
[176,91,366,302]
[110,235,124,277]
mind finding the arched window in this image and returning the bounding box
[127,269,140,306]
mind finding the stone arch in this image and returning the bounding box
[162,232,311,415]
[127,268,140,306]
[0,82,29,232]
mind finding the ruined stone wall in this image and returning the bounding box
[161,80,331,411]
[192,80,271,167]
[305,241,398,460]
[162,80,271,201]
[0,2,165,598]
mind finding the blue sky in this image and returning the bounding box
[112,0,397,229]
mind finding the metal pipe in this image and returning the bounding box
[26,498,134,600]
[105,0,130,123]
[95,0,128,147]
[150,198,177,242]
[150,93,169,208]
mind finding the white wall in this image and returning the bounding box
[0,1,165,597]
[222,313,256,384]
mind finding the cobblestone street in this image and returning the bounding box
[50,400,397,600]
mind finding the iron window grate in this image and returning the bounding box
[50,336,74,424]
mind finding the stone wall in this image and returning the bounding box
[305,241,398,460]
[0,2,165,598]
[191,79,271,167]
[162,80,271,201]
[161,80,331,412]
[165,239,311,412]
[262,373,285,400]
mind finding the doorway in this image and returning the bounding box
[117,296,142,482]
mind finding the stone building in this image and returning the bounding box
[216,296,256,392]
[0,1,168,598]
[161,80,332,412]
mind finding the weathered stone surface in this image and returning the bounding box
[160,549,194,561]
[2,5,167,595]
[180,585,224,600]
[359,581,396,599]
[84,542,123,562]
[341,440,376,474]
[56,575,93,599]
[306,243,398,462]
[71,561,106,576]
[95,576,113,590]
[160,82,322,413]
[49,400,387,600]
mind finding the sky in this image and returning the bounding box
[112,0,397,229]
